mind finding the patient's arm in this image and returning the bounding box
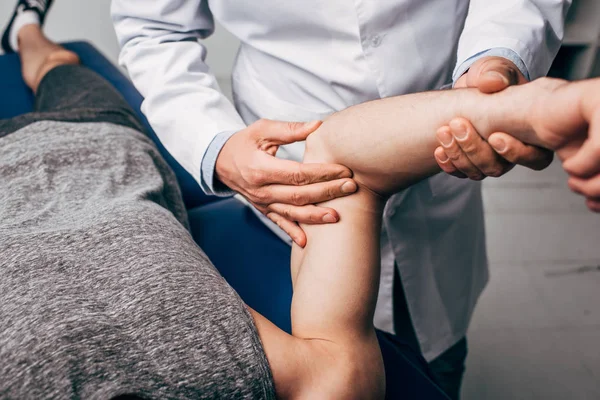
[269,77,600,399]
[251,77,600,399]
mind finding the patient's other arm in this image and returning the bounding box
[276,77,600,399]
[252,77,600,400]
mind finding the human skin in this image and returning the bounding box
[259,77,597,399]
[21,25,599,400]
[438,55,553,179]
[216,57,553,246]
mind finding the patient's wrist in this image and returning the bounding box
[476,81,542,147]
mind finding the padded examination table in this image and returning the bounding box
[0,41,449,400]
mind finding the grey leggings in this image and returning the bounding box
[0,64,143,138]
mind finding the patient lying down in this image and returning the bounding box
[1,22,599,400]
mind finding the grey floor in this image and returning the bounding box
[463,162,600,400]
[2,2,600,399]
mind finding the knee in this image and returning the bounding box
[44,49,80,66]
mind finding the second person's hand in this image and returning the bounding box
[215,119,358,247]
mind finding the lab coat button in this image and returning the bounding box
[370,35,382,47]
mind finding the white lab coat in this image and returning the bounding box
[112,0,570,361]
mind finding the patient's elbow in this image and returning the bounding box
[303,121,338,165]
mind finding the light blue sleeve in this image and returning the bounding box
[452,47,530,85]
[199,130,238,196]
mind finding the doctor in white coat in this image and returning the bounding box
[112,1,570,398]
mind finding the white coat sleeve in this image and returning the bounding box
[454,0,572,81]
[111,0,246,194]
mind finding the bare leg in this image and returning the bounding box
[17,24,79,92]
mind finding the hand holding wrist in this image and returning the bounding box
[438,56,553,179]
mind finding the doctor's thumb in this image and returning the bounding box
[276,119,323,144]
[477,68,513,94]
[474,56,528,94]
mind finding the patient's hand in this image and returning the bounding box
[529,78,600,211]
[438,56,553,179]
[443,77,600,212]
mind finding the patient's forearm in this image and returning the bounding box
[286,82,544,399]
[307,84,537,196]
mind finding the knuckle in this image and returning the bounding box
[287,121,302,133]
[486,168,504,178]
[247,166,267,186]
[481,164,505,177]
[281,207,293,220]
[447,151,461,162]
[269,214,284,229]
[290,191,306,205]
[291,169,308,186]
[327,186,337,200]
[251,188,269,204]
[470,172,485,181]
[460,142,478,154]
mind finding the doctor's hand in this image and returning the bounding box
[436,56,553,180]
[215,119,357,247]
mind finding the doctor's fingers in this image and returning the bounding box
[268,203,341,224]
[449,118,517,177]
[247,178,357,207]
[435,126,486,180]
[487,132,554,171]
[265,211,307,247]
[253,119,323,146]
[468,56,528,94]
[434,147,467,178]
[259,156,353,186]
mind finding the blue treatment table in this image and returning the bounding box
[0,42,449,400]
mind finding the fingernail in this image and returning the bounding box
[485,71,509,86]
[489,137,506,152]
[341,181,357,193]
[323,213,337,223]
[451,121,468,140]
[437,129,454,147]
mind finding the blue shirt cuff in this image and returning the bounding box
[199,130,239,197]
[452,48,530,85]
